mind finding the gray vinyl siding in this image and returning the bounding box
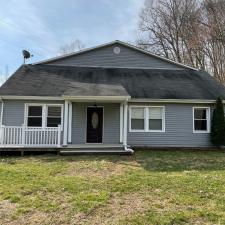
[47,44,182,69]
[71,103,120,144]
[128,103,214,147]
[2,100,64,126]
[1,100,216,147]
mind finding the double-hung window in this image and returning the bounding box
[130,106,165,132]
[47,106,62,127]
[130,107,145,131]
[26,104,63,128]
[27,106,43,127]
[148,107,164,131]
[193,107,210,133]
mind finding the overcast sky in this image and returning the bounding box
[0,0,145,78]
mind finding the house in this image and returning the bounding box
[0,40,225,154]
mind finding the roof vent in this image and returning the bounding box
[113,46,121,54]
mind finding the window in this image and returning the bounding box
[193,107,210,133]
[47,106,62,127]
[130,106,165,132]
[27,106,42,127]
[149,107,163,131]
[26,104,63,128]
[131,108,145,130]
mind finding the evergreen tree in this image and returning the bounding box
[211,97,225,146]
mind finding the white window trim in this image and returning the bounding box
[192,107,210,133]
[24,103,64,130]
[129,106,165,133]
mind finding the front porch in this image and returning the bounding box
[0,96,133,154]
[62,98,132,153]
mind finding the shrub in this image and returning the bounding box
[211,97,225,146]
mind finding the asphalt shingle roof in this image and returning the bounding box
[0,64,225,100]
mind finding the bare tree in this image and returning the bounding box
[138,0,225,83]
[138,0,203,65]
[0,65,9,86]
[200,0,225,82]
[59,39,85,55]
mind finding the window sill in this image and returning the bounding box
[193,131,210,134]
[129,130,165,133]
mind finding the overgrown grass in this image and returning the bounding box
[1,150,225,224]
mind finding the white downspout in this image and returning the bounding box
[0,99,4,145]
[120,103,123,143]
[123,100,133,153]
[0,98,4,125]
[68,102,72,143]
[63,100,69,146]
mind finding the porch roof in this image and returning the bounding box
[63,81,129,98]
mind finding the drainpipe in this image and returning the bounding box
[0,98,4,126]
[124,145,134,153]
[123,100,134,154]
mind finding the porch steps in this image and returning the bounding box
[59,147,133,155]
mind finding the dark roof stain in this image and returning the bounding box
[0,64,225,100]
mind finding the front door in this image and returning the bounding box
[86,107,103,143]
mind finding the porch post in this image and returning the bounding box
[123,101,128,146]
[63,100,69,146]
[120,103,123,143]
[68,102,72,143]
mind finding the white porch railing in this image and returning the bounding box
[0,125,61,147]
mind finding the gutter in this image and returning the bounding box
[62,95,131,101]
[128,98,219,104]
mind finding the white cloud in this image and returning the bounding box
[0,0,145,73]
[0,0,59,57]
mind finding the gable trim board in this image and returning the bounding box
[33,40,198,71]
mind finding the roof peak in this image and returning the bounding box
[33,40,198,71]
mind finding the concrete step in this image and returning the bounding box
[59,148,133,155]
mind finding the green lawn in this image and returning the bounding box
[1,150,225,225]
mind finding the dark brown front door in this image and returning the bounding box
[86,107,103,143]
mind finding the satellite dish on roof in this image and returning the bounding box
[22,50,33,64]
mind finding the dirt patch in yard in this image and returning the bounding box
[66,159,141,178]
[71,192,149,225]
[0,192,74,225]
[0,200,17,220]
[2,211,70,225]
